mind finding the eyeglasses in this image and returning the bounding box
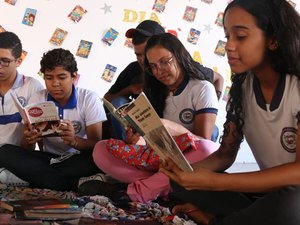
[0,58,16,67]
[147,57,174,74]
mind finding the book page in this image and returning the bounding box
[125,93,193,172]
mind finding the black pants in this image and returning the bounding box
[171,180,300,225]
[0,144,100,191]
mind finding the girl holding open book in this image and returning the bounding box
[160,0,300,224]
[80,33,220,203]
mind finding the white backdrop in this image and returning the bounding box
[1,0,299,162]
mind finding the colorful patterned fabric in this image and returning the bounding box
[106,132,198,171]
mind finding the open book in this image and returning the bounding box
[11,92,61,137]
[103,92,193,172]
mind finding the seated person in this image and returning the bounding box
[79,33,219,203]
[0,48,106,191]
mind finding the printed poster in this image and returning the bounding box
[187,28,201,45]
[22,8,37,26]
[5,0,17,5]
[183,6,198,22]
[215,12,224,27]
[101,64,117,82]
[68,5,87,23]
[49,28,68,46]
[214,40,226,57]
[152,0,168,13]
[102,28,119,46]
[222,86,231,102]
[124,38,133,49]
[0,25,6,33]
[76,40,93,58]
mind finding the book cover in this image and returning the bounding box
[18,208,83,221]
[152,0,168,13]
[0,198,74,212]
[187,28,201,45]
[22,8,37,26]
[103,93,193,172]
[68,5,87,23]
[101,64,117,82]
[183,6,197,22]
[76,40,93,58]
[10,92,61,137]
[102,28,119,46]
[49,28,68,46]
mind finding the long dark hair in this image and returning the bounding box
[223,0,300,147]
[143,33,209,117]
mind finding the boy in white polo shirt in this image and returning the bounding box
[0,31,43,185]
[0,48,106,191]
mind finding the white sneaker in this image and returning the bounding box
[78,173,107,187]
[0,168,29,186]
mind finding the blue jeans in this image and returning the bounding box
[110,97,130,140]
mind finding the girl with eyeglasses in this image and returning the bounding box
[81,33,220,204]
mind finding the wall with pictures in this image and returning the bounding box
[1,0,299,163]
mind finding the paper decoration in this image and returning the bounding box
[0,25,6,33]
[76,40,93,58]
[101,3,112,14]
[201,0,213,3]
[49,28,68,46]
[193,51,202,64]
[102,28,119,46]
[214,40,226,57]
[215,12,224,27]
[5,0,17,5]
[152,0,168,13]
[222,86,231,102]
[101,64,117,82]
[124,38,133,49]
[20,50,27,62]
[183,6,197,22]
[68,5,87,23]
[187,28,201,45]
[22,8,37,26]
[288,0,297,8]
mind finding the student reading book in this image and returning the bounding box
[0,31,43,186]
[79,33,219,203]
[0,48,106,191]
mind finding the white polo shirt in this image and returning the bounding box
[164,77,218,131]
[29,86,107,155]
[243,73,300,169]
[0,73,43,147]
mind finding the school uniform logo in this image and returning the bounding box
[72,120,82,134]
[281,127,297,153]
[179,108,194,124]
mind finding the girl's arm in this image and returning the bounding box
[161,122,300,193]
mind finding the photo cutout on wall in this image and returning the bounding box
[102,28,119,46]
[214,40,226,57]
[124,38,133,49]
[222,86,231,102]
[76,40,93,58]
[22,8,37,26]
[49,28,68,46]
[187,28,201,45]
[68,5,87,23]
[215,12,224,27]
[183,6,198,22]
[101,64,117,83]
[152,0,168,13]
[0,25,6,33]
[5,0,17,5]
[201,0,213,4]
